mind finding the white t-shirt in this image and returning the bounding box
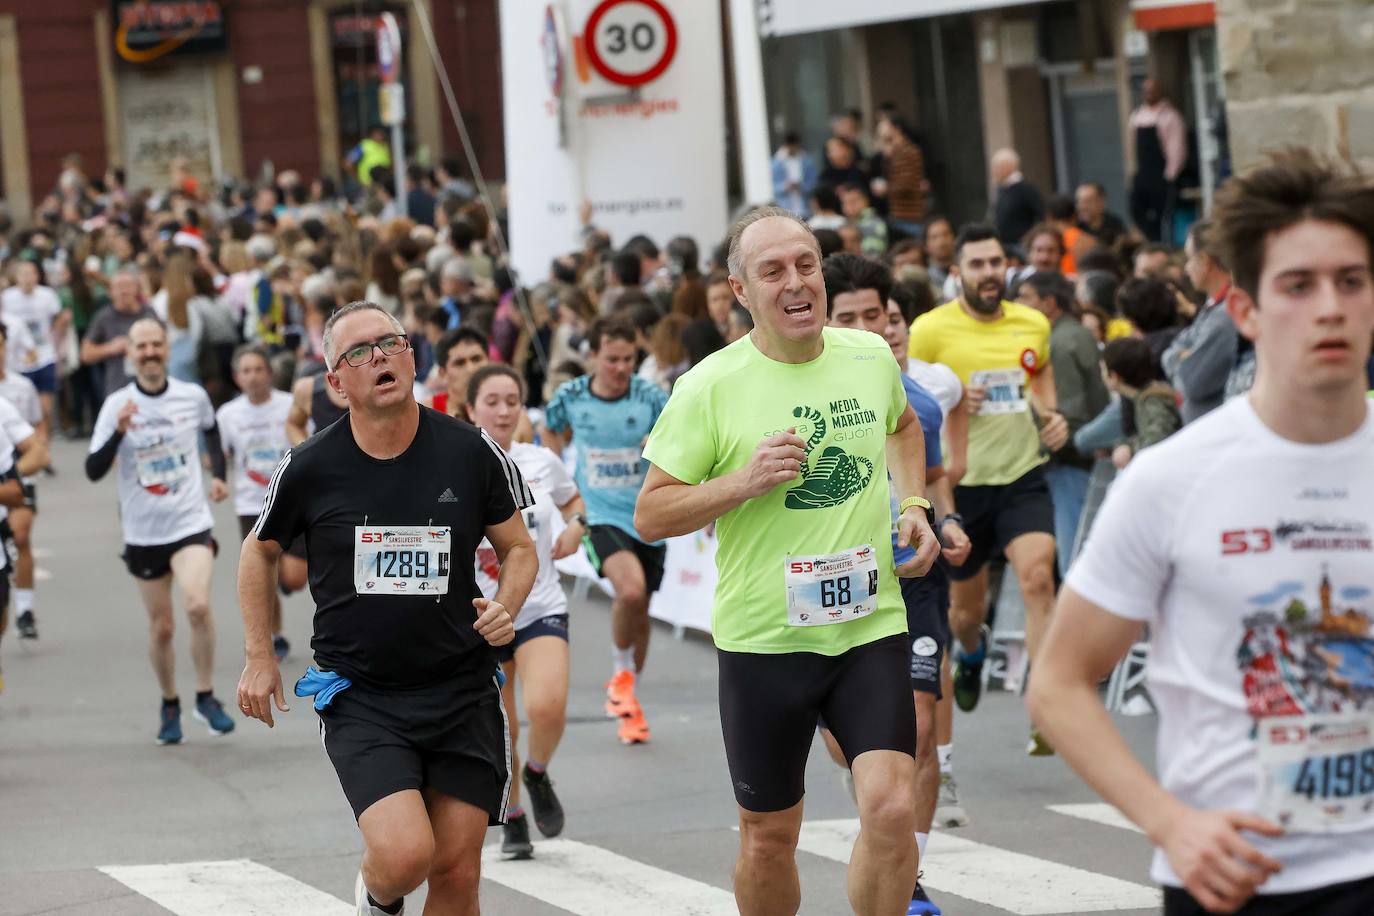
[1,285,62,369]
[475,442,577,629]
[1067,397,1374,893]
[0,370,42,427]
[906,357,962,419]
[0,396,34,449]
[0,421,23,566]
[89,379,216,546]
[216,390,293,517]
[2,315,37,378]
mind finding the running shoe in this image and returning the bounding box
[193,694,236,736]
[15,611,36,640]
[604,669,640,719]
[952,624,990,713]
[934,772,969,828]
[355,870,404,914]
[501,813,534,859]
[1026,726,1056,757]
[272,633,291,662]
[908,874,942,915]
[157,705,183,745]
[617,708,651,745]
[523,766,565,838]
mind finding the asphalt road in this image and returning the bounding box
[0,439,1163,915]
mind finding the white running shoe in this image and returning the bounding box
[356,870,404,915]
[935,772,969,828]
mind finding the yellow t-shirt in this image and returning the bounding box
[1105,317,1135,341]
[909,300,1051,486]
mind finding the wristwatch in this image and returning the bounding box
[899,496,936,526]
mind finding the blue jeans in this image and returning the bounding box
[1043,464,1090,578]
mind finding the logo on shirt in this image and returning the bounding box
[437,487,459,503]
[783,403,875,511]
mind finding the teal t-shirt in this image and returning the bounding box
[642,327,909,655]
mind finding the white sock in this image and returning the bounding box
[916,831,929,858]
[612,646,635,674]
[15,588,33,616]
[937,743,953,775]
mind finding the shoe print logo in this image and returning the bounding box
[784,405,874,510]
[438,487,458,503]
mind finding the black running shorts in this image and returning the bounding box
[319,675,511,824]
[717,633,915,812]
[904,565,950,698]
[947,465,1055,581]
[122,530,217,581]
[584,524,666,594]
[1164,874,1374,916]
[495,613,569,664]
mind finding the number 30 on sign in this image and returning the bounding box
[584,0,678,88]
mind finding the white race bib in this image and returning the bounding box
[970,368,1028,415]
[584,446,644,489]
[1256,712,1374,833]
[354,526,451,596]
[785,544,880,627]
[134,441,192,491]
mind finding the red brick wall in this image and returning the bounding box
[229,1,320,180]
[433,0,505,181]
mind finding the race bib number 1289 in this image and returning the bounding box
[354,526,451,596]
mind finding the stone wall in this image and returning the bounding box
[1218,0,1374,171]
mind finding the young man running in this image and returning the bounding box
[238,301,537,916]
[216,344,302,660]
[636,207,940,915]
[0,399,48,690]
[544,317,668,745]
[0,321,45,639]
[1031,151,1374,914]
[909,223,1067,756]
[821,252,971,915]
[469,364,587,859]
[86,317,236,744]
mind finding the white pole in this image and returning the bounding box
[392,121,408,219]
[727,0,773,207]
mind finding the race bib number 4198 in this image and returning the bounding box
[1257,712,1374,833]
[354,526,451,596]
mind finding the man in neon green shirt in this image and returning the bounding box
[636,206,939,916]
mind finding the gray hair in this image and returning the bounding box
[725,205,818,280]
[322,300,406,368]
[245,234,277,264]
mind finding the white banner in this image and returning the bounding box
[763,0,1041,37]
[499,0,729,283]
[554,528,716,635]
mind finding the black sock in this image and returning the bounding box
[368,892,403,914]
[195,690,212,705]
[162,696,179,709]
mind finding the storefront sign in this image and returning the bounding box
[113,1,226,63]
[762,0,1039,38]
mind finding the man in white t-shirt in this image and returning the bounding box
[1030,151,1374,914]
[86,317,235,746]
[216,344,300,662]
[0,319,44,640]
[0,399,47,674]
[1,260,69,437]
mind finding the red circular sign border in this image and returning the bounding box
[583,0,678,88]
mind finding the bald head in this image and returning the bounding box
[991,149,1021,184]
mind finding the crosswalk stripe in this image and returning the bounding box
[1047,803,1144,834]
[481,838,737,914]
[796,818,1161,914]
[99,859,352,915]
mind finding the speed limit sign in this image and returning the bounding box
[584,0,678,88]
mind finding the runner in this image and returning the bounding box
[216,344,301,661]
[636,207,940,915]
[0,320,45,640]
[543,316,668,746]
[84,317,236,745]
[820,252,971,915]
[1,260,69,447]
[1030,151,1374,915]
[287,371,348,446]
[237,301,537,916]
[427,327,489,417]
[908,223,1067,757]
[0,414,43,694]
[468,364,586,860]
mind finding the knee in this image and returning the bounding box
[428,850,481,896]
[859,784,918,840]
[149,618,174,646]
[739,818,799,866]
[184,597,212,627]
[1021,564,1056,604]
[617,579,647,607]
[371,837,434,894]
[525,696,565,732]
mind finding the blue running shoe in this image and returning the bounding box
[157,704,183,745]
[908,873,941,915]
[193,694,236,736]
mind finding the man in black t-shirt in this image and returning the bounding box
[237,301,537,916]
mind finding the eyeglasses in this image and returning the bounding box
[335,333,410,369]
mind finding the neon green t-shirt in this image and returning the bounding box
[908,300,1051,486]
[642,327,909,655]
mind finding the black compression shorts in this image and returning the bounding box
[717,633,915,812]
[947,465,1055,581]
[122,530,217,581]
[584,524,666,594]
[1164,874,1374,916]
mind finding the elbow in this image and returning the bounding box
[633,499,667,544]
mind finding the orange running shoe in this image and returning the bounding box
[604,669,640,719]
[617,708,651,745]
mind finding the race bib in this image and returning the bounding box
[785,544,880,627]
[970,368,1028,415]
[1256,712,1374,833]
[244,443,285,487]
[354,526,451,596]
[584,446,644,489]
[134,441,192,491]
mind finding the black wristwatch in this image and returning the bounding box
[940,512,964,530]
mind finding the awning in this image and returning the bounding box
[1131,0,1215,31]
[763,0,1041,38]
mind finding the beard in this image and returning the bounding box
[961,276,1005,315]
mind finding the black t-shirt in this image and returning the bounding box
[255,407,533,690]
